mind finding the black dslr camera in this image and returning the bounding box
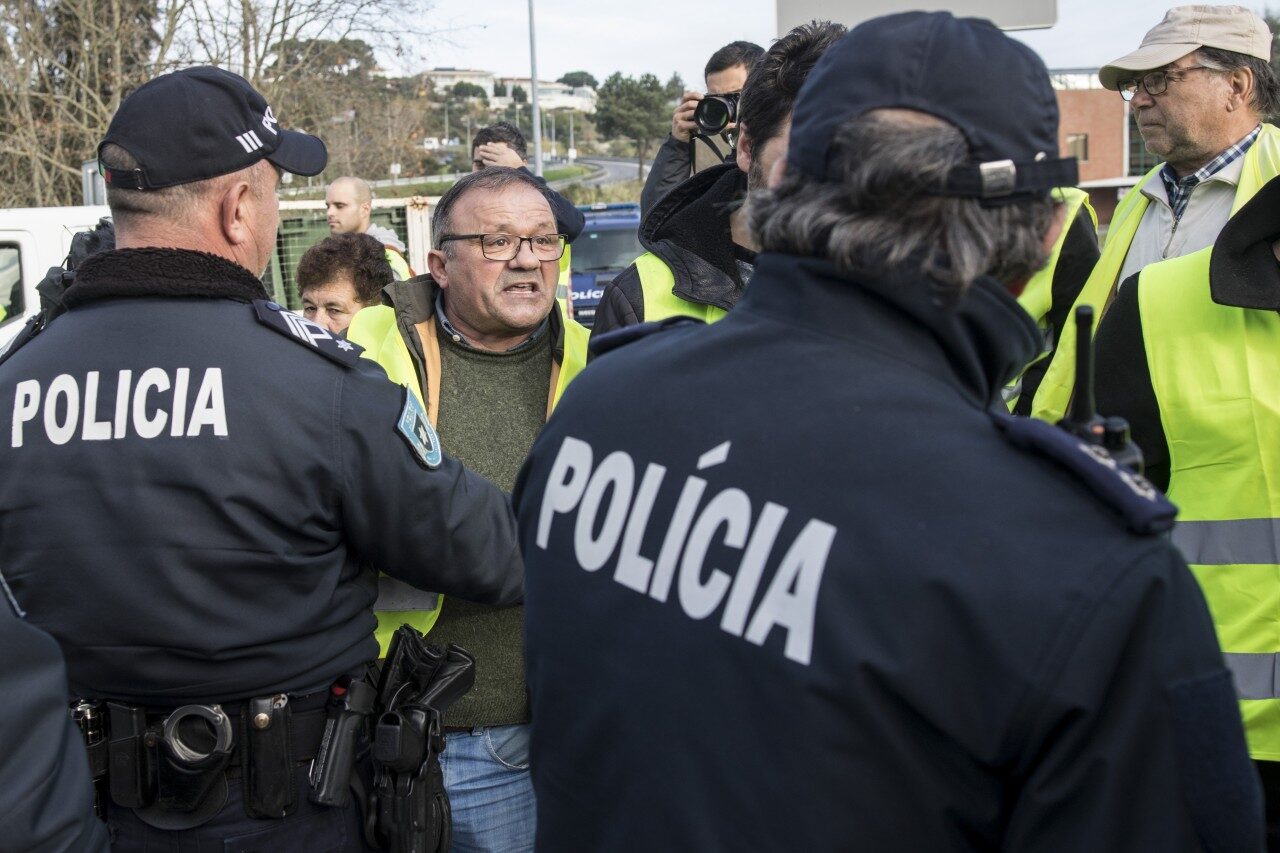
[694,92,740,135]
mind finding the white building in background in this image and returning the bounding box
[417,69,597,113]
[425,68,496,97]
[493,77,597,113]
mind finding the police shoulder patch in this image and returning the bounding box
[252,300,364,367]
[992,413,1177,535]
[397,387,442,469]
[588,316,705,357]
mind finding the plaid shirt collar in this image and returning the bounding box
[1159,124,1262,220]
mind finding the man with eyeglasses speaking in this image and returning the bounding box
[1026,5,1280,425]
[344,166,589,850]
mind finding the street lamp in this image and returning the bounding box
[527,0,543,177]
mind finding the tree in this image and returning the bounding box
[0,0,173,207]
[0,0,442,207]
[592,72,670,178]
[494,81,507,96]
[273,37,379,80]
[558,70,598,90]
[512,84,528,104]
[664,72,685,100]
[450,81,487,101]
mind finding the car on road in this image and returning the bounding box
[569,203,643,328]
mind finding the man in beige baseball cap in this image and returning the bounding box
[1027,5,1280,425]
[1053,8,1280,848]
[1099,4,1271,90]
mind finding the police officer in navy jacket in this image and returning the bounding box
[0,67,522,850]
[512,14,1263,852]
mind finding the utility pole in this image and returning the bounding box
[465,115,472,156]
[444,102,449,144]
[527,0,543,176]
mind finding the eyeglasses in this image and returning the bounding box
[437,233,567,261]
[1118,65,1215,101]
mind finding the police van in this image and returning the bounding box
[570,203,643,328]
[0,206,111,349]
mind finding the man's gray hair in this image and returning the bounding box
[100,143,275,228]
[1196,47,1280,119]
[750,112,1060,297]
[431,167,549,252]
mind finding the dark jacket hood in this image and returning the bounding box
[639,162,749,311]
[742,253,1042,407]
[1211,173,1280,310]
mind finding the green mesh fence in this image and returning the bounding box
[265,205,411,310]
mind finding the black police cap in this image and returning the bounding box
[98,66,327,190]
[787,12,1077,203]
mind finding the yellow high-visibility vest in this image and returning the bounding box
[1005,188,1096,411]
[632,253,728,323]
[557,245,572,318]
[1031,123,1280,423]
[1140,246,1280,759]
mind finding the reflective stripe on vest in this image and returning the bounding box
[1225,653,1280,700]
[1139,245,1280,758]
[1005,188,1095,411]
[1031,123,1280,424]
[1172,518,1280,566]
[633,252,729,323]
[374,576,439,612]
[346,299,589,653]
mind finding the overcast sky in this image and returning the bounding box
[406,0,1270,89]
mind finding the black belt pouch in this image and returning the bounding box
[106,702,156,808]
[244,696,296,818]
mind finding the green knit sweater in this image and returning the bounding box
[429,325,552,727]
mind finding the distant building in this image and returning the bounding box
[426,68,496,97]
[494,77,597,113]
[418,69,597,114]
[1050,68,1156,229]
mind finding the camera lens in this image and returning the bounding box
[695,97,734,135]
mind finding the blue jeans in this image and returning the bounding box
[439,724,536,853]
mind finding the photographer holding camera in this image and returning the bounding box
[594,22,845,338]
[640,40,763,217]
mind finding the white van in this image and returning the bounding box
[0,205,111,349]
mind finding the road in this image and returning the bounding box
[560,158,651,188]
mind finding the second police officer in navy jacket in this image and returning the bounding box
[513,13,1264,852]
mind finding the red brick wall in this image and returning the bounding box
[1056,89,1127,184]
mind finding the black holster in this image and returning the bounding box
[374,708,450,853]
[310,677,377,808]
[367,626,476,853]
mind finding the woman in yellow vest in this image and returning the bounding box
[1095,175,1280,845]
